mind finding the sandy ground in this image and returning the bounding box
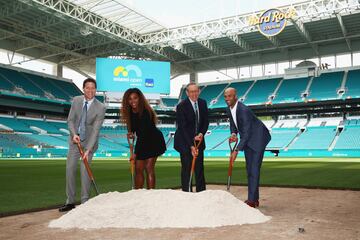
[1,185,359,240]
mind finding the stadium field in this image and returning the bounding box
[1,158,360,216]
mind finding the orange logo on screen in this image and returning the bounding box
[113,66,128,77]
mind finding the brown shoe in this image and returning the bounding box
[245,200,259,208]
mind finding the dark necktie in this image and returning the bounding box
[79,101,88,141]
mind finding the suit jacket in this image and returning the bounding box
[174,97,209,152]
[67,95,106,152]
[227,101,271,152]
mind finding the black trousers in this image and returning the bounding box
[180,150,206,192]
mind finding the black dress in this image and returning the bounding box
[130,109,166,160]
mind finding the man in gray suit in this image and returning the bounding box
[59,78,106,212]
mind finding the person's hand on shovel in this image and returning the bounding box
[72,135,80,144]
[192,134,202,157]
[129,153,136,162]
[229,133,238,143]
[127,132,134,140]
[191,146,198,157]
[229,134,238,163]
[194,133,203,142]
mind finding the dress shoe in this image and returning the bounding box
[245,200,259,208]
[59,204,75,212]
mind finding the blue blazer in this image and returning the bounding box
[227,101,271,152]
[174,98,209,152]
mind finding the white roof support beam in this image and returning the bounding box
[197,39,225,55]
[170,45,201,59]
[0,15,66,43]
[147,45,176,62]
[336,13,351,51]
[265,35,281,48]
[227,35,252,51]
[20,0,143,45]
[290,19,319,55]
[0,1,31,20]
[59,44,132,65]
[0,28,85,65]
[141,0,360,47]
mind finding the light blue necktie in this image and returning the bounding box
[194,102,199,134]
[79,101,88,141]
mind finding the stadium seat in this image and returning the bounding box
[244,78,281,105]
[307,71,344,101]
[334,126,360,149]
[273,77,309,104]
[289,127,337,150]
[343,69,360,99]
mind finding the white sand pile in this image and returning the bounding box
[49,189,271,229]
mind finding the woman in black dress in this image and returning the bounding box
[121,88,166,189]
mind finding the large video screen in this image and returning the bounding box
[96,58,170,94]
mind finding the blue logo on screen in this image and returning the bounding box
[145,79,154,87]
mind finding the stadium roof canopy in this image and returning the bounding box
[1,0,360,77]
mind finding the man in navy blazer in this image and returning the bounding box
[224,87,271,208]
[174,83,209,192]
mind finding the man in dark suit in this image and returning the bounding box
[224,87,271,208]
[174,82,209,192]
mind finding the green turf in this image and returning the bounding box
[0,158,360,215]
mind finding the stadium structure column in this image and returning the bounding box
[190,72,198,84]
[54,64,63,78]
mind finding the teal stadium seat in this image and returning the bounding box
[289,127,337,150]
[0,72,15,91]
[244,78,281,105]
[0,117,34,132]
[199,83,228,106]
[211,81,253,108]
[206,128,231,150]
[52,79,83,98]
[26,134,68,147]
[20,119,62,134]
[162,98,179,107]
[334,126,360,150]
[267,128,299,149]
[21,72,70,101]
[273,78,309,104]
[0,133,40,149]
[0,67,44,97]
[343,69,360,99]
[307,71,344,100]
[47,121,68,131]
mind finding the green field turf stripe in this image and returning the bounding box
[0,160,359,215]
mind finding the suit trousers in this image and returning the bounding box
[244,146,264,202]
[180,150,206,192]
[66,142,94,204]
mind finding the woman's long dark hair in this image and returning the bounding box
[120,88,157,132]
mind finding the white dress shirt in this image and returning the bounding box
[230,100,239,130]
[83,97,94,110]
